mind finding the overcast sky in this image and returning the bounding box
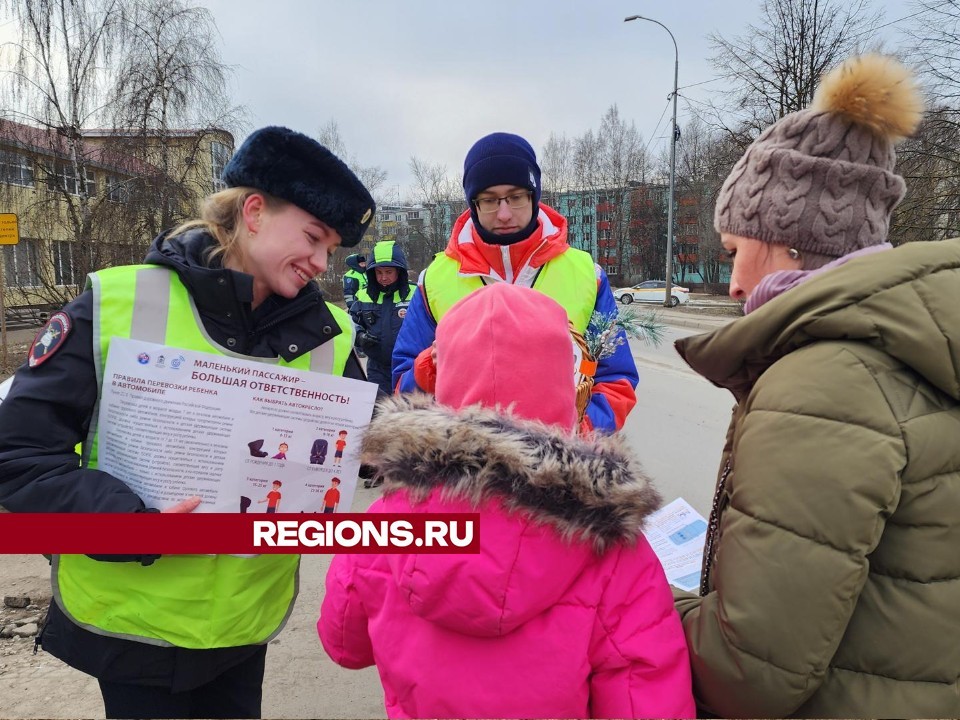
[6,0,917,200]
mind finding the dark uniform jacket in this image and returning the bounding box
[673,238,960,718]
[0,228,364,690]
[350,281,416,370]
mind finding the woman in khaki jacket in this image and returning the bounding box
[673,55,960,718]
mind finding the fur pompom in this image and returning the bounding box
[811,54,923,141]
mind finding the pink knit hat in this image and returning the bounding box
[435,284,577,432]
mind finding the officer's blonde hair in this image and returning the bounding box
[170,187,281,266]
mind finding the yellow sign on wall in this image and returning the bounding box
[0,214,19,245]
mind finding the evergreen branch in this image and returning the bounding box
[584,307,665,361]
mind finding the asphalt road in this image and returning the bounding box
[623,324,734,518]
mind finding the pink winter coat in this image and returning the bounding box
[318,398,695,719]
[319,283,694,718]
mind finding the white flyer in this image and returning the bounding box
[642,497,708,592]
[97,337,378,514]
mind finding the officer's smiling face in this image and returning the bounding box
[234,194,341,308]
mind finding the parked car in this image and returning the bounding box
[632,280,690,293]
[614,282,689,307]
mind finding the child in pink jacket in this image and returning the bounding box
[318,283,694,719]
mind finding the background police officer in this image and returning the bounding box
[341,252,367,306]
[351,240,415,397]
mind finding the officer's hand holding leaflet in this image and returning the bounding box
[85,496,201,566]
[160,496,201,514]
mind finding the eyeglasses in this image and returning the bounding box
[473,191,532,214]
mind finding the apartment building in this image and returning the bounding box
[0,120,233,311]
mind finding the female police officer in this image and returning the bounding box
[0,126,375,719]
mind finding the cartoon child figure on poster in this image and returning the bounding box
[259,480,282,513]
[272,442,288,460]
[333,431,348,467]
[323,478,341,513]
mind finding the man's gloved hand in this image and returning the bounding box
[356,331,380,351]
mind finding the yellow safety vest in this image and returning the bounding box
[423,249,598,332]
[344,268,367,290]
[355,284,416,306]
[53,265,353,649]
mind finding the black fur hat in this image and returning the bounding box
[222,126,376,248]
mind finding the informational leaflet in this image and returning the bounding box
[98,337,378,515]
[642,497,708,592]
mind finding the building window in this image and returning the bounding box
[211,141,230,192]
[105,174,130,203]
[407,211,420,220]
[3,239,41,288]
[51,241,77,286]
[0,151,34,187]
[46,163,96,196]
[105,242,149,266]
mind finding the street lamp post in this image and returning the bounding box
[625,15,678,308]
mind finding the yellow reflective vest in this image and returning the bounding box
[53,265,353,649]
[423,249,598,332]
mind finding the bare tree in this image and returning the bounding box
[110,0,244,238]
[892,110,960,243]
[906,0,960,106]
[407,156,464,268]
[708,0,883,146]
[0,0,242,309]
[0,0,129,305]
[627,184,669,284]
[897,0,960,243]
[1,0,120,139]
[563,106,649,280]
[672,117,741,285]
[317,120,387,200]
[313,120,388,297]
[540,132,575,207]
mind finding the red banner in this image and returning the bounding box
[0,513,480,554]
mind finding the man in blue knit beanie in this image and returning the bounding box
[462,133,542,245]
[391,132,639,435]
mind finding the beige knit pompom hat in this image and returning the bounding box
[714,54,924,258]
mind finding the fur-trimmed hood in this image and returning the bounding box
[363,394,661,549]
[360,394,662,637]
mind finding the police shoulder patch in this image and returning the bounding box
[29,311,72,368]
